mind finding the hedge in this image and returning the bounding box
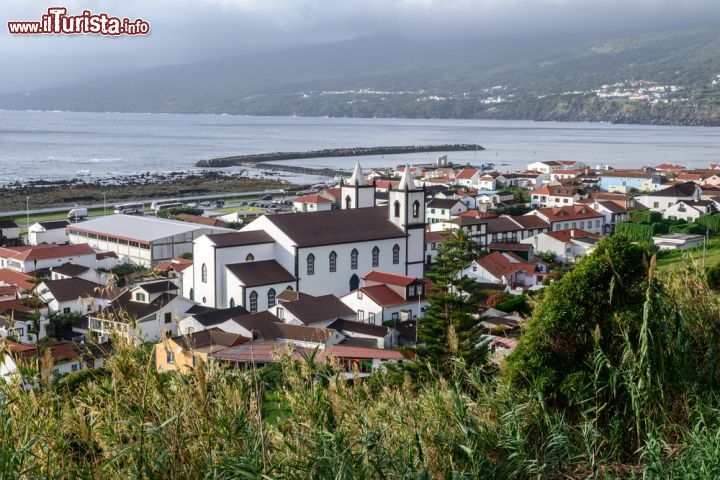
[630,210,662,224]
[695,214,720,234]
[615,221,668,243]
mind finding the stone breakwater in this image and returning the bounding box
[195,144,484,167]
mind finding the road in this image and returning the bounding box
[0,189,287,219]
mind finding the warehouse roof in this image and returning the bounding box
[67,214,232,243]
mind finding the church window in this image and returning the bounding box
[351,249,358,270]
[394,200,401,218]
[268,288,276,308]
[413,200,420,218]
[345,196,352,209]
[249,291,258,313]
[372,246,379,267]
[393,244,400,264]
[229,298,235,308]
[329,251,337,272]
[307,253,315,275]
[201,263,207,283]
[246,253,254,262]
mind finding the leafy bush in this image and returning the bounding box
[495,294,529,314]
[695,214,720,234]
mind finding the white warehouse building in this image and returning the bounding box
[68,214,232,267]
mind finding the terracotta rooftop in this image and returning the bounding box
[363,270,418,287]
[544,229,601,243]
[0,244,94,262]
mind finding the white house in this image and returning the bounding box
[0,244,97,274]
[272,290,356,326]
[653,233,705,251]
[426,197,468,224]
[37,278,122,315]
[0,221,21,247]
[527,161,564,174]
[190,164,426,307]
[27,220,69,246]
[527,206,604,235]
[464,252,547,288]
[293,194,335,213]
[339,270,428,325]
[87,280,196,344]
[455,169,481,187]
[636,182,702,212]
[521,229,601,264]
[662,200,715,222]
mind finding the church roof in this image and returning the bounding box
[264,207,405,247]
[397,165,418,191]
[348,161,367,186]
[226,260,296,287]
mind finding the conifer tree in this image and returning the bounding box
[417,229,486,372]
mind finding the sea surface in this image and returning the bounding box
[1,110,719,184]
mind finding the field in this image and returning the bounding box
[656,243,720,271]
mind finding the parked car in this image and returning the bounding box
[215,200,225,207]
[262,195,273,201]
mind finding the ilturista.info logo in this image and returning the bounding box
[8,7,150,36]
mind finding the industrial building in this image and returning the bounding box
[67,215,231,267]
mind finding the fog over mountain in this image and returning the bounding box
[2,0,720,93]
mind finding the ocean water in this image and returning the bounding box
[1,109,719,184]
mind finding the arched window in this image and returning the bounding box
[307,253,315,275]
[351,249,358,270]
[393,200,401,218]
[268,288,276,308]
[249,291,258,313]
[413,200,420,218]
[372,246,380,267]
[229,298,235,308]
[201,263,207,283]
[393,244,400,264]
[286,285,294,291]
[245,253,254,262]
[202,297,207,304]
[345,195,352,209]
[189,288,194,301]
[329,251,337,272]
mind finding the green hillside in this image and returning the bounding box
[3,28,720,124]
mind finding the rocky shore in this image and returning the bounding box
[195,144,484,167]
[0,170,294,212]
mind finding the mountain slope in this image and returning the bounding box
[3,28,720,125]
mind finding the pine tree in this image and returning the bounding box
[417,229,486,373]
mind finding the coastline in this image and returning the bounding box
[0,170,297,213]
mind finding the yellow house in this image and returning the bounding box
[155,328,246,373]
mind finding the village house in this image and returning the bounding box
[463,252,547,290]
[86,279,196,344]
[339,270,428,325]
[521,229,601,264]
[0,221,21,248]
[155,328,246,373]
[426,197,468,224]
[662,200,716,222]
[529,185,588,208]
[598,170,661,193]
[272,290,356,326]
[454,168,481,187]
[293,193,335,213]
[0,244,97,274]
[37,278,122,315]
[28,220,70,245]
[526,206,605,234]
[636,182,702,212]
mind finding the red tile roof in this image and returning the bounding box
[544,229,601,243]
[294,194,334,204]
[424,231,448,243]
[476,252,541,279]
[0,244,94,262]
[155,257,193,273]
[532,206,604,223]
[175,214,227,227]
[455,210,497,219]
[318,345,406,361]
[455,169,479,180]
[363,270,417,287]
[358,284,407,307]
[0,269,35,291]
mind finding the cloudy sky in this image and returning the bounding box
[1,0,720,93]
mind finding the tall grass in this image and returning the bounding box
[2,258,720,477]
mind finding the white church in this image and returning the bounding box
[184,162,426,312]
